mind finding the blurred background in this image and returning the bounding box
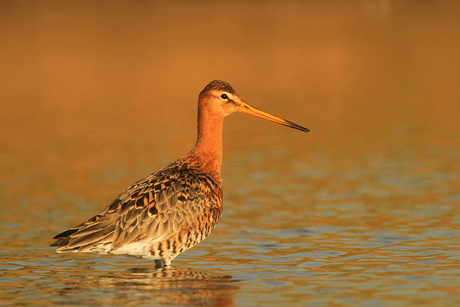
[1,1,459,197]
[1,1,459,306]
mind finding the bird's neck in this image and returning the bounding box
[188,107,223,180]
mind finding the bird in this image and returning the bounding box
[51,80,310,268]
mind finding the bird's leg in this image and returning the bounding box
[154,259,164,268]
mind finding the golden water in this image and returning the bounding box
[1,1,459,306]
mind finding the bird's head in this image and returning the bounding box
[198,80,310,133]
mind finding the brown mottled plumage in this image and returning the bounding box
[51,80,309,267]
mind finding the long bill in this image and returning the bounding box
[238,101,310,133]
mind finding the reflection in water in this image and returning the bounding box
[1,1,460,306]
[56,267,239,307]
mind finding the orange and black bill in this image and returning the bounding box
[238,102,310,133]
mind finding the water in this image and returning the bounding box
[1,1,460,306]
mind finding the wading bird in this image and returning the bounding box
[51,80,309,267]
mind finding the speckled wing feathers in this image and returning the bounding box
[52,159,223,263]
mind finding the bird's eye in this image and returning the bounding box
[220,94,228,100]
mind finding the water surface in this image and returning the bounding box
[1,1,459,306]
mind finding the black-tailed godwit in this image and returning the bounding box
[51,80,309,267]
